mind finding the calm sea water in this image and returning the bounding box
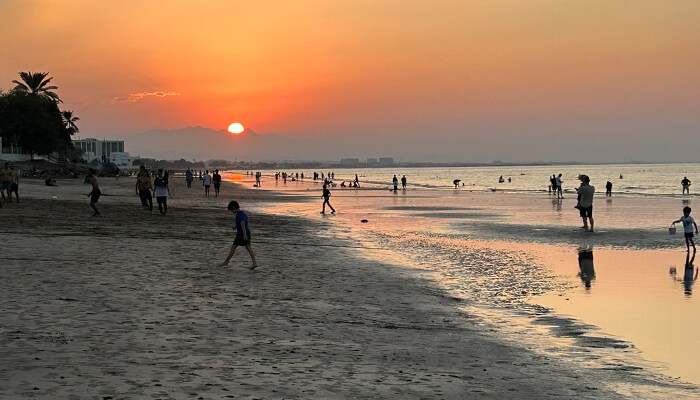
[226,163,700,387]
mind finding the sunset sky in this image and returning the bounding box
[1,1,699,162]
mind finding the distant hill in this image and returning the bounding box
[121,126,320,161]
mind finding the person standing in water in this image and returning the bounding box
[392,175,399,191]
[682,176,691,195]
[605,181,613,197]
[218,200,258,269]
[88,168,101,216]
[576,175,595,232]
[401,175,407,190]
[556,173,564,199]
[321,183,336,214]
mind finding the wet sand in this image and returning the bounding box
[1,177,698,399]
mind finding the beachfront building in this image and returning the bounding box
[72,138,134,166]
[378,157,394,166]
[366,157,378,166]
[340,158,360,167]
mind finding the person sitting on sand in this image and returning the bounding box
[673,206,698,252]
[44,175,57,186]
[218,200,258,269]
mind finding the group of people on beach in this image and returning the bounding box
[0,162,20,207]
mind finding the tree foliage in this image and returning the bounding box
[0,71,77,157]
[0,90,72,156]
[12,71,61,103]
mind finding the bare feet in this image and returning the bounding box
[250,264,258,270]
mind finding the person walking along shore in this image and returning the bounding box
[218,200,258,269]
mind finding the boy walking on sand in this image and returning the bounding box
[673,206,698,251]
[219,201,258,269]
[321,183,336,214]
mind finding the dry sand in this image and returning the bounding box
[1,177,697,399]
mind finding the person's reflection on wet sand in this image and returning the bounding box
[577,246,595,289]
[683,251,698,296]
[669,250,698,296]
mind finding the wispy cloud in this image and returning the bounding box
[112,91,181,103]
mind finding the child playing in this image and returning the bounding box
[673,206,698,251]
[219,200,258,269]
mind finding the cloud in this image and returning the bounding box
[112,91,181,103]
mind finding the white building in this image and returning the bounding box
[73,138,134,166]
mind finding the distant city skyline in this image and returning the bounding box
[2,1,700,163]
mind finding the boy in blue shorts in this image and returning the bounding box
[219,200,258,269]
[673,206,698,251]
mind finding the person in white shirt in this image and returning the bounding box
[673,206,699,252]
[202,170,212,197]
[154,169,171,215]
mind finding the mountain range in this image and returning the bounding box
[119,126,323,162]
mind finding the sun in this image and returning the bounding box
[228,122,245,135]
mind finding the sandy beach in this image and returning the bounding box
[1,177,698,399]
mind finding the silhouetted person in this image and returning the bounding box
[321,184,335,214]
[682,176,691,195]
[453,179,461,188]
[185,168,193,188]
[213,169,222,196]
[556,173,564,198]
[550,174,557,194]
[88,168,101,216]
[392,175,398,191]
[576,175,595,232]
[401,175,407,190]
[605,181,613,197]
[136,167,153,213]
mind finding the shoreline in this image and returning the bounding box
[0,177,698,398]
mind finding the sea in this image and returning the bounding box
[224,163,700,388]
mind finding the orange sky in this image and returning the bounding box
[2,1,700,161]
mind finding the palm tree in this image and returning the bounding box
[61,110,80,135]
[12,71,61,103]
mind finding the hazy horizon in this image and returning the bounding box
[2,1,700,163]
